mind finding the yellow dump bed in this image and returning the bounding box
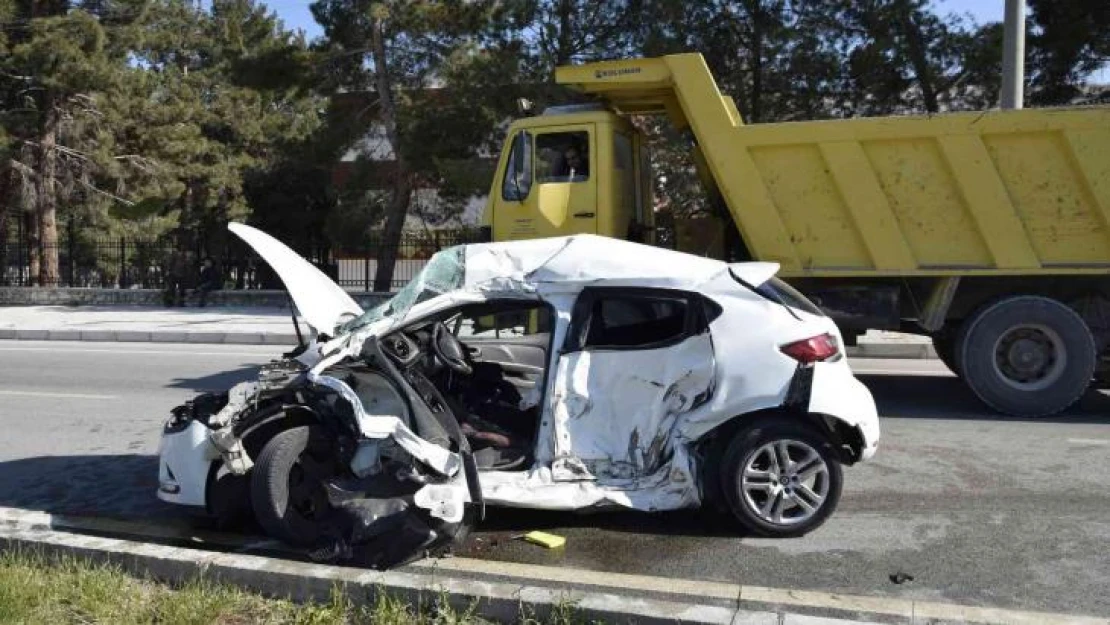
[557,54,1110,277]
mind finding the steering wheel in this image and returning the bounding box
[432,322,473,375]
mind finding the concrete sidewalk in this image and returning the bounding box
[0,304,307,345]
[0,304,938,358]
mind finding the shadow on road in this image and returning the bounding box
[166,365,261,392]
[0,454,177,520]
[859,373,1110,424]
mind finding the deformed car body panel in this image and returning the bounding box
[158,225,880,564]
[550,332,716,481]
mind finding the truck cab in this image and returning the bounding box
[486,105,655,245]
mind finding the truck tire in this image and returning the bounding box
[932,332,961,375]
[250,425,335,546]
[957,296,1096,417]
[719,419,843,537]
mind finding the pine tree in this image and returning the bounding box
[311,0,507,291]
[1,1,143,285]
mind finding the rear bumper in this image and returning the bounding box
[157,420,214,508]
[807,360,881,460]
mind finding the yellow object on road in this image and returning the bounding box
[522,531,566,549]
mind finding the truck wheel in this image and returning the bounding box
[957,296,1096,417]
[250,425,336,546]
[719,420,843,537]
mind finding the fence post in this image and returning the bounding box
[67,222,76,287]
[119,237,126,288]
[364,245,370,292]
[16,214,24,286]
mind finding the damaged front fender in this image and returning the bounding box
[158,338,479,568]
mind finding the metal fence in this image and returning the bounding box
[1,224,490,292]
[332,229,490,291]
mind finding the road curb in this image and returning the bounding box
[0,523,815,625]
[1,507,1105,625]
[847,342,937,360]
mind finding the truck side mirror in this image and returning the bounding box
[502,131,532,202]
[512,132,526,173]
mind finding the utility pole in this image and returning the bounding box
[1000,0,1025,110]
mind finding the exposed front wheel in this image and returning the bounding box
[957,296,1095,417]
[250,425,336,546]
[719,421,843,537]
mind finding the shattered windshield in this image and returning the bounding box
[338,246,466,334]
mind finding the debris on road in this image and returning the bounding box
[889,571,915,585]
[522,531,566,549]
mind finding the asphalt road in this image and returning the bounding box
[1,340,1108,617]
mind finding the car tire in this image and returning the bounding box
[250,425,335,546]
[719,419,843,538]
[957,296,1095,417]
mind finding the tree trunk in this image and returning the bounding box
[36,105,61,286]
[369,11,413,293]
[27,206,40,285]
[749,1,764,123]
[555,0,575,65]
[898,4,940,113]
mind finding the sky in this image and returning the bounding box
[266,0,1008,41]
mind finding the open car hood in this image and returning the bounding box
[228,223,363,335]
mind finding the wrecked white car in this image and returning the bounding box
[157,224,879,566]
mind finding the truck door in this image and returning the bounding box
[493,125,597,240]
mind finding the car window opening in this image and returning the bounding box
[585,295,689,349]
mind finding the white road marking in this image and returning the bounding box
[0,346,267,358]
[0,390,119,400]
[1067,438,1109,446]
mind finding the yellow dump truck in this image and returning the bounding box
[482,53,1110,417]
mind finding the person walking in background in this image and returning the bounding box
[195,257,221,307]
[163,248,187,307]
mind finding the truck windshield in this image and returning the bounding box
[338,246,466,334]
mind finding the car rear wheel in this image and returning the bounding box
[719,420,843,537]
[250,425,336,546]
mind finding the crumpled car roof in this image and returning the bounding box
[462,234,743,292]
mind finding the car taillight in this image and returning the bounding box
[780,333,840,364]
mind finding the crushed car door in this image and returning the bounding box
[550,288,716,481]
